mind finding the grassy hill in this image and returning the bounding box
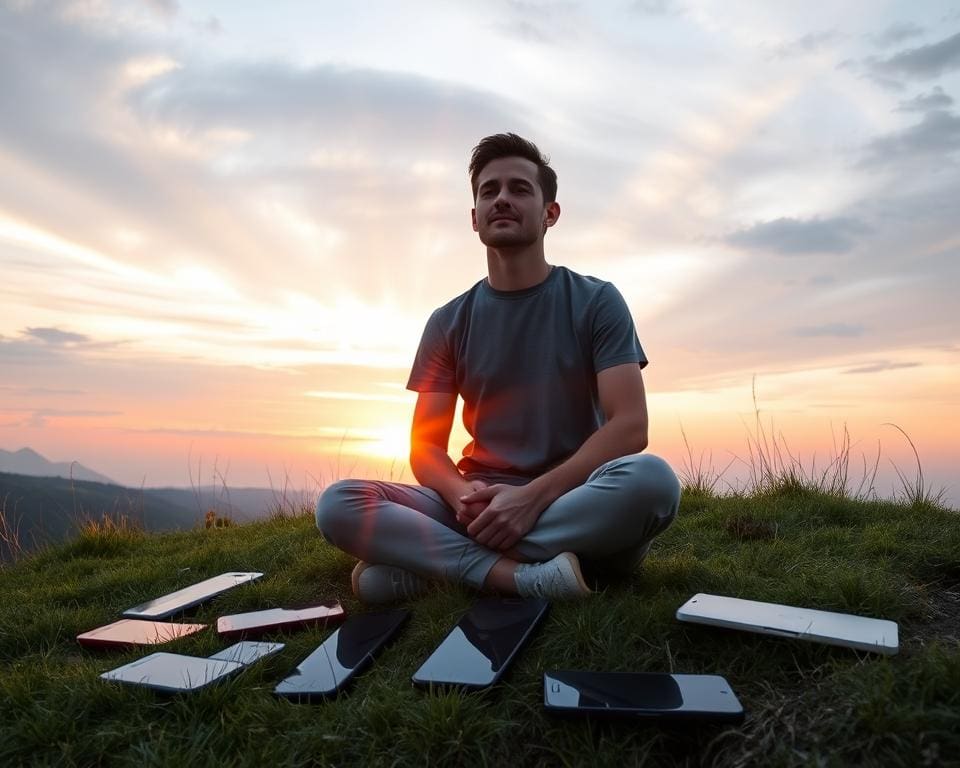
[0,487,958,767]
[0,472,200,561]
[0,474,302,562]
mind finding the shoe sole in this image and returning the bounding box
[558,552,592,597]
[351,561,370,598]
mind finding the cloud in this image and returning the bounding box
[843,361,921,374]
[23,327,90,345]
[630,0,682,15]
[871,30,960,80]
[871,22,925,49]
[768,31,841,60]
[145,0,179,19]
[194,15,221,35]
[0,328,124,363]
[0,385,84,396]
[860,109,960,167]
[0,407,124,429]
[896,86,954,112]
[491,1,582,44]
[726,217,868,255]
[794,323,867,338]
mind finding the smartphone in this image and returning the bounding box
[412,597,549,691]
[209,641,285,665]
[273,609,409,701]
[543,671,744,723]
[217,601,345,639]
[101,652,244,693]
[77,618,207,649]
[123,572,263,619]
[102,642,284,693]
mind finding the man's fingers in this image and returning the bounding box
[460,486,496,503]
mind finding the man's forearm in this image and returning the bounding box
[527,414,647,510]
[410,444,472,509]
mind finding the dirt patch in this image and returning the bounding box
[900,585,960,649]
[724,515,779,541]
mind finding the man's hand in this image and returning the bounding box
[461,483,548,552]
[455,479,489,526]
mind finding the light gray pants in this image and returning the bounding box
[315,453,680,590]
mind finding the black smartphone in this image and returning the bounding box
[273,609,409,701]
[543,671,744,723]
[412,597,549,691]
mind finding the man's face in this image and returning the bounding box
[471,156,557,249]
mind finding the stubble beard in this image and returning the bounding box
[479,223,540,250]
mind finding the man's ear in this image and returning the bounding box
[471,207,479,232]
[543,201,561,231]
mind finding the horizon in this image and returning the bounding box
[1,1,957,508]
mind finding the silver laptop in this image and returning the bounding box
[676,593,898,655]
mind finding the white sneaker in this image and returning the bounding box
[514,552,592,600]
[351,561,429,604]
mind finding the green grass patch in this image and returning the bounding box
[1,491,958,766]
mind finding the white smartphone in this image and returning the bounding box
[101,653,244,692]
[123,572,263,619]
[676,593,899,654]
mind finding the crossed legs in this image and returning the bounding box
[316,453,680,594]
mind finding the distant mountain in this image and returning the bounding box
[0,471,198,562]
[148,486,315,523]
[0,472,316,563]
[0,447,114,484]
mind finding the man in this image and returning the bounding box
[317,133,680,603]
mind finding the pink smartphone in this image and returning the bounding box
[77,618,207,649]
[216,601,345,639]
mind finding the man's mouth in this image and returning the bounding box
[489,215,517,223]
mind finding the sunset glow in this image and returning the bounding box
[0,1,957,506]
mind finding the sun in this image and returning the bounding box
[360,424,412,461]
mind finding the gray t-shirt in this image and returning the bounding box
[406,265,646,485]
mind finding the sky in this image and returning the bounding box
[1,0,958,506]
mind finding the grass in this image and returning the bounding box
[1,481,958,767]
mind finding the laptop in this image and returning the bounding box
[676,593,898,655]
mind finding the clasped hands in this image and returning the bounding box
[454,480,546,553]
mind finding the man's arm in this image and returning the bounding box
[409,391,487,517]
[463,363,648,551]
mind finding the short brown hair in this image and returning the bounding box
[469,133,558,203]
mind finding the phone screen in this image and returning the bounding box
[123,572,263,619]
[217,601,345,638]
[101,652,243,692]
[209,641,285,665]
[543,671,744,721]
[412,597,549,690]
[274,609,409,700]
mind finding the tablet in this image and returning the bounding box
[101,652,243,692]
[77,619,207,649]
[123,572,264,619]
[217,601,345,639]
[544,671,744,723]
[676,593,899,654]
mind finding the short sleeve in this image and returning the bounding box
[406,309,458,393]
[591,283,647,372]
